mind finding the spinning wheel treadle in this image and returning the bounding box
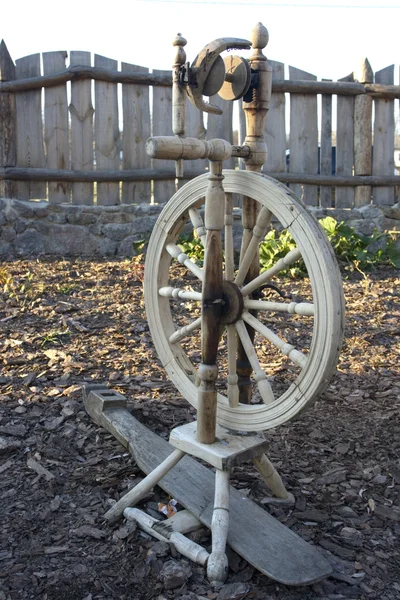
[144,170,344,431]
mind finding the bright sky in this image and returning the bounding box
[2,0,399,83]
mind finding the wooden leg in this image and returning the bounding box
[253,454,295,504]
[207,468,230,585]
[104,449,185,522]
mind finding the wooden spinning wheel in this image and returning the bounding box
[145,171,344,432]
[85,22,345,588]
[144,24,345,435]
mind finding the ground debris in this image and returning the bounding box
[0,258,398,599]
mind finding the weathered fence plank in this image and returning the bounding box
[373,65,395,206]
[69,51,94,205]
[94,54,120,206]
[122,62,151,203]
[178,96,206,188]
[336,74,355,208]
[288,67,318,205]
[43,51,70,203]
[265,60,286,173]
[0,41,17,199]
[207,95,234,169]
[354,59,373,207]
[320,80,332,207]
[15,53,46,200]
[152,69,175,204]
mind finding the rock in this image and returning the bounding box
[102,223,133,242]
[13,228,45,255]
[158,559,192,590]
[340,527,363,548]
[216,582,251,600]
[0,435,22,454]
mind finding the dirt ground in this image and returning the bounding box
[0,257,399,600]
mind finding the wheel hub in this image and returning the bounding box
[221,281,244,324]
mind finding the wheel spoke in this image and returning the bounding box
[244,299,314,316]
[169,316,202,344]
[235,207,272,287]
[224,193,235,281]
[159,286,202,302]
[166,243,203,281]
[189,207,207,246]
[235,319,275,404]
[241,248,302,297]
[242,310,308,368]
[226,325,239,407]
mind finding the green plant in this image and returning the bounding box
[319,217,400,271]
[0,268,35,305]
[259,229,305,277]
[176,218,399,278]
[40,329,70,347]
[178,231,205,265]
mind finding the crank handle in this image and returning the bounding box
[146,136,251,162]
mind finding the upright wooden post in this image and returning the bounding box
[0,40,17,199]
[320,79,333,207]
[373,65,395,206]
[336,73,355,208]
[197,159,225,444]
[237,23,271,404]
[354,59,373,207]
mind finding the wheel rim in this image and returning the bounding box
[144,171,345,431]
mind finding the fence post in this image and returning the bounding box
[354,59,373,207]
[0,40,17,198]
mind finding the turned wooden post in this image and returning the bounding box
[237,23,272,403]
[0,41,17,198]
[354,59,373,207]
[197,160,225,444]
[172,33,187,178]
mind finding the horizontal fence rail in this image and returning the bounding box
[0,40,399,209]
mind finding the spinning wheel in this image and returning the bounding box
[145,171,344,432]
[85,22,345,587]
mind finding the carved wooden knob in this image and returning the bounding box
[173,33,187,66]
[250,22,269,51]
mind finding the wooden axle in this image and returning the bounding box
[146,136,251,162]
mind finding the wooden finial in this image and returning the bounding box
[354,58,373,84]
[250,23,269,57]
[172,33,187,67]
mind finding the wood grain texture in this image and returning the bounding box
[94,54,120,205]
[288,67,318,205]
[336,74,355,208]
[265,60,286,173]
[152,69,176,203]
[207,96,234,169]
[121,62,151,203]
[373,66,395,206]
[15,53,46,200]
[43,51,70,203]
[69,51,94,205]
[84,388,332,586]
[320,80,332,207]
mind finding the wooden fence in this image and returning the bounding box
[0,40,399,208]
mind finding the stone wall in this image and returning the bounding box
[0,198,399,258]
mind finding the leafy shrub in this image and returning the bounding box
[178,218,400,277]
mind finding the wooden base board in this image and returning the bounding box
[83,385,332,586]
